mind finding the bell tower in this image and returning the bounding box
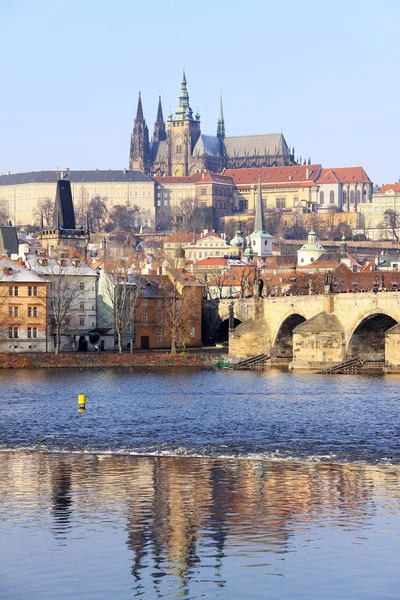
[167,70,201,176]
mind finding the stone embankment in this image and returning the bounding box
[0,351,227,370]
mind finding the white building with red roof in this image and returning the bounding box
[316,167,372,213]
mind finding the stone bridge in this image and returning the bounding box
[203,293,400,370]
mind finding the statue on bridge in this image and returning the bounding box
[258,278,264,298]
[324,270,334,294]
[228,301,235,332]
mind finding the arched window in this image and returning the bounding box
[350,190,355,204]
[343,190,347,206]
[330,190,335,204]
[363,189,367,203]
[320,191,324,205]
[356,190,361,206]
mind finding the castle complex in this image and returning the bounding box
[129,71,295,177]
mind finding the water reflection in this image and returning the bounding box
[0,452,399,598]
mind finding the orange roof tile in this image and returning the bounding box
[376,184,400,194]
[224,165,321,185]
[317,167,371,184]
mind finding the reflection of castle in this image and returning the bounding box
[129,71,295,177]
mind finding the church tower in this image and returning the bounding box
[167,70,201,176]
[152,96,166,142]
[217,94,225,141]
[129,92,150,172]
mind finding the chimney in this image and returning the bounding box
[123,168,127,175]
[306,168,309,179]
[190,263,194,275]
[203,229,208,236]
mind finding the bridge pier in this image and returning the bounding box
[290,312,346,370]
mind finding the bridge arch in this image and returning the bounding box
[215,318,242,343]
[272,313,307,360]
[347,311,398,362]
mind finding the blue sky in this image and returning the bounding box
[1,0,399,185]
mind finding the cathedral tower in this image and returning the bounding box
[167,70,201,176]
[217,94,225,141]
[129,92,150,172]
[152,96,166,142]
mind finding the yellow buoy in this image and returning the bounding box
[78,394,86,410]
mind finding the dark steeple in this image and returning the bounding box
[136,92,144,120]
[153,96,166,142]
[217,93,225,140]
[254,179,266,233]
[129,92,150,172]
[52,179,76,230]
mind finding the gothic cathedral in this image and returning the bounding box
[129,71,295,177]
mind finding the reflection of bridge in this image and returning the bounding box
[203,293,400,370]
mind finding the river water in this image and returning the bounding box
[0,368,399,599]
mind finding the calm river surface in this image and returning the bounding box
[0,367,399,599]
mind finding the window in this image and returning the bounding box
[142,313,148,323]
[65,318,70,326]
[79,282,85,290]
[201,188,207,196]
[28,306,32,317]
[28,327,32,338]
[157,312,162,323]
[80,317,85,326]
[319,191,324,205]
[157,332,163,342]
[190,327,195,338]
[276,198,286,208]
[80,302,84,310]
[28,286,32,296]
[190,292,195,300]
[33,286,38,296]
[32,327,37,338]
[343,190,347,206]
[9,286,19,296]
[357,190,361,205]
[9,306,18,317]
[350,190,355,204]
[363,189,367,203]
[330,190,335,204]
[142,299,148,308]
[8,327,18,338]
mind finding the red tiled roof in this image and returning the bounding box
[224,165,322,185]
[376,184,400,194]
[317,167,371,184]
[195,257,228,266]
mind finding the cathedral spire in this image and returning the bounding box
[175,69,193,121]
[156,96,163,122]
[136,92,144,120]
[153,95,166,142]
[129,92,150,171]
[217,93,225,140]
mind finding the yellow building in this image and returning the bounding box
[225,164,321,213]
[0,169,156,227]
[358,184,400,228]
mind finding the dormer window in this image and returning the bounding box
[60,259,67,266]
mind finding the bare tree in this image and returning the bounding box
[43,258,88,353]
[106,203,139,233]
[0,199,10,226]
[75,185,89,229]
[168,197,215,234]
[99,260,141,353]
[88,196,108,232]
[35,197,54,226]
[384,209,400,242]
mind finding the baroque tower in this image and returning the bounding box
[129,92,150,172]
[167,70,201,176]
[152,96,166,143]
